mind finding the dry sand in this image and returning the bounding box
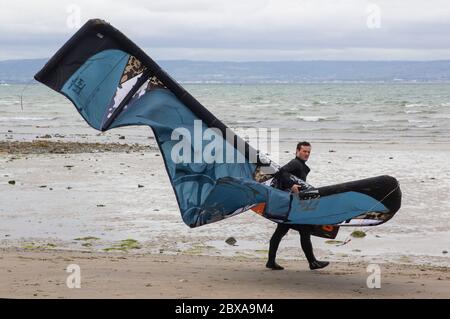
[1,248,448,299]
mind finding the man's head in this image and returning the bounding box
[296,141,311,161]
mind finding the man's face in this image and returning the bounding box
[296,145,311,161]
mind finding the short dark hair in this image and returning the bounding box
[296,141,311,150]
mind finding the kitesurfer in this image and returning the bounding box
[266,141,330,271]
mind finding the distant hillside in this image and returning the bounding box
[2,58,450,84]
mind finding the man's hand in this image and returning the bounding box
[290,184,302,193]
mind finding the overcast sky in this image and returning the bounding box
[1,0,450,61]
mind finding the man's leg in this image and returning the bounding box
[298,227,316,263]
[298,225,329,270]
[267,223,290,270]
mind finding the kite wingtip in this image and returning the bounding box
[87,18,109,26]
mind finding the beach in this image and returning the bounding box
[1,249,448,299]
[0,82,449,298]
[0,139,449,298]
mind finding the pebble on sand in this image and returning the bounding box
[225,237,237,246]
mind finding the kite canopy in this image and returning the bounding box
[35,19,401,228]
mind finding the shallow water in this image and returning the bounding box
[2,83,450,144]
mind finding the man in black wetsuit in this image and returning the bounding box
[266,141,330,271]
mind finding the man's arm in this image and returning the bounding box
[275,159,301,191]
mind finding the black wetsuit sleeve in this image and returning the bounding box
[277,170,295,190]
[276,159,299,190]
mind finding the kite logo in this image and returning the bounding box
[299,198,320,212]
[366,264,381,289]
[68,76,86,95]
[66,264,81,289]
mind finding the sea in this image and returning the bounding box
[1,82,450,145]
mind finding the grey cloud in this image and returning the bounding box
[1,0,450,60]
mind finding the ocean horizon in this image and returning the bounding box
[3,59,450,84]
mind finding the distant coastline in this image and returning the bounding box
[2,59,450,84]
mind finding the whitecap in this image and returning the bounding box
[404,103,425,108]
[289,104,310,110]
[232,120,261,124]
[416,124,435,128]
[0,116,57,122]
[296,116,327,122]
[408,119,425,123]
[0,100,18,106]
[404,110,423,114]
[407,119,435,128]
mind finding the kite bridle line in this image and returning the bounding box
[19,79,36,111]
